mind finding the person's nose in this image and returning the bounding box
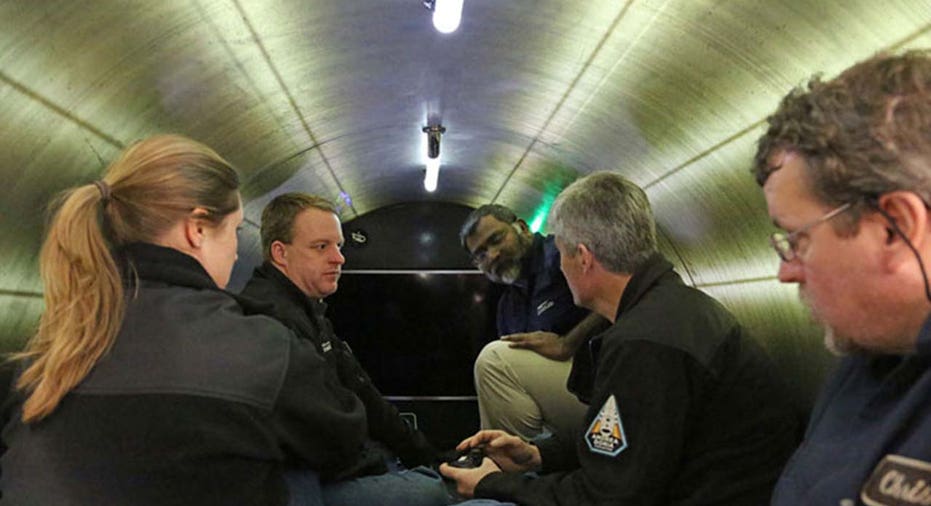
[485,244,504,265]
[777,257,803,284]
[332,247,346,266]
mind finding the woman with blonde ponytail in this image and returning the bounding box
[0,135,376,506]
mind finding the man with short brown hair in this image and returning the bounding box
[753,50,931,505]
[241,192,449,506]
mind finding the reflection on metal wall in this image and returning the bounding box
[1,0,919,405]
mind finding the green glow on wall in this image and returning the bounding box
[529,213,545,233]
[529,192,557,233]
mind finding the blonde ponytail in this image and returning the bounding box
[14,134,239,423]
[16,184,124,422]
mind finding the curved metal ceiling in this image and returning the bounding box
[1,0,929,401]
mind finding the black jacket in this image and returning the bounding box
[240,262,438,470]
[475,254,800,505]
[1,243,371,506]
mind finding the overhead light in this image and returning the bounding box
[424,157,440,192]
[422,124,446,192]
[424,0,463,34]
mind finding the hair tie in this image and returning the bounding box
[93,180,111,204]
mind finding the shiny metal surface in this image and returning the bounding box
[2,0,929,404]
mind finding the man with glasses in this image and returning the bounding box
[754,51,931,505]
[459,205,606,441]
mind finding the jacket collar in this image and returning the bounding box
[121,242,218,291]
[614,252,676,320]
[254,261,328,316]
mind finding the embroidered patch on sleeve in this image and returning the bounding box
[585,394,628,457]
[861,454,931,506]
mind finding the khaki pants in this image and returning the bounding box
[473,340,588,440]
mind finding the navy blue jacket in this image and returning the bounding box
[773,315,931,505]
[496,234,589,337]
[497,234,595,400]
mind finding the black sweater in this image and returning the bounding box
[1,244,371,506]
[240,262,438,471]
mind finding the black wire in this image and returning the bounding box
[870,203,931,303]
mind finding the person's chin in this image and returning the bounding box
[800,291,864,356]
[824,326,851,356]
[495,264,521,285]
[485,269,511,285]
[499,273,518,285]
[799,306,859,356]
[312,281,337,298]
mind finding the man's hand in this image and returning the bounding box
[455,430,542,473]
[500,331,572,361]
[439,457,501,498]
[440,430,542,498]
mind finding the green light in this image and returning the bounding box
[529,193,556,233]
[527,171,577,234]
[529,213,545,233]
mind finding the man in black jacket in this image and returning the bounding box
[240,193,447,506]
[442,172,800,505]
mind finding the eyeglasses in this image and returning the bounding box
[769,202,853,262]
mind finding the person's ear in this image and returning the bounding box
[184,208,210,249]
[876,191,929,263]
[270,240,288,267]
[577,243,594,272]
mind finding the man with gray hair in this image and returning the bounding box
[442,172,798,505]
[754,50,931,505]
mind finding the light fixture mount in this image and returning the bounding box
[422,124,446,159]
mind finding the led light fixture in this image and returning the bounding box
[423,0,463,34]
[424,157,440,192]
